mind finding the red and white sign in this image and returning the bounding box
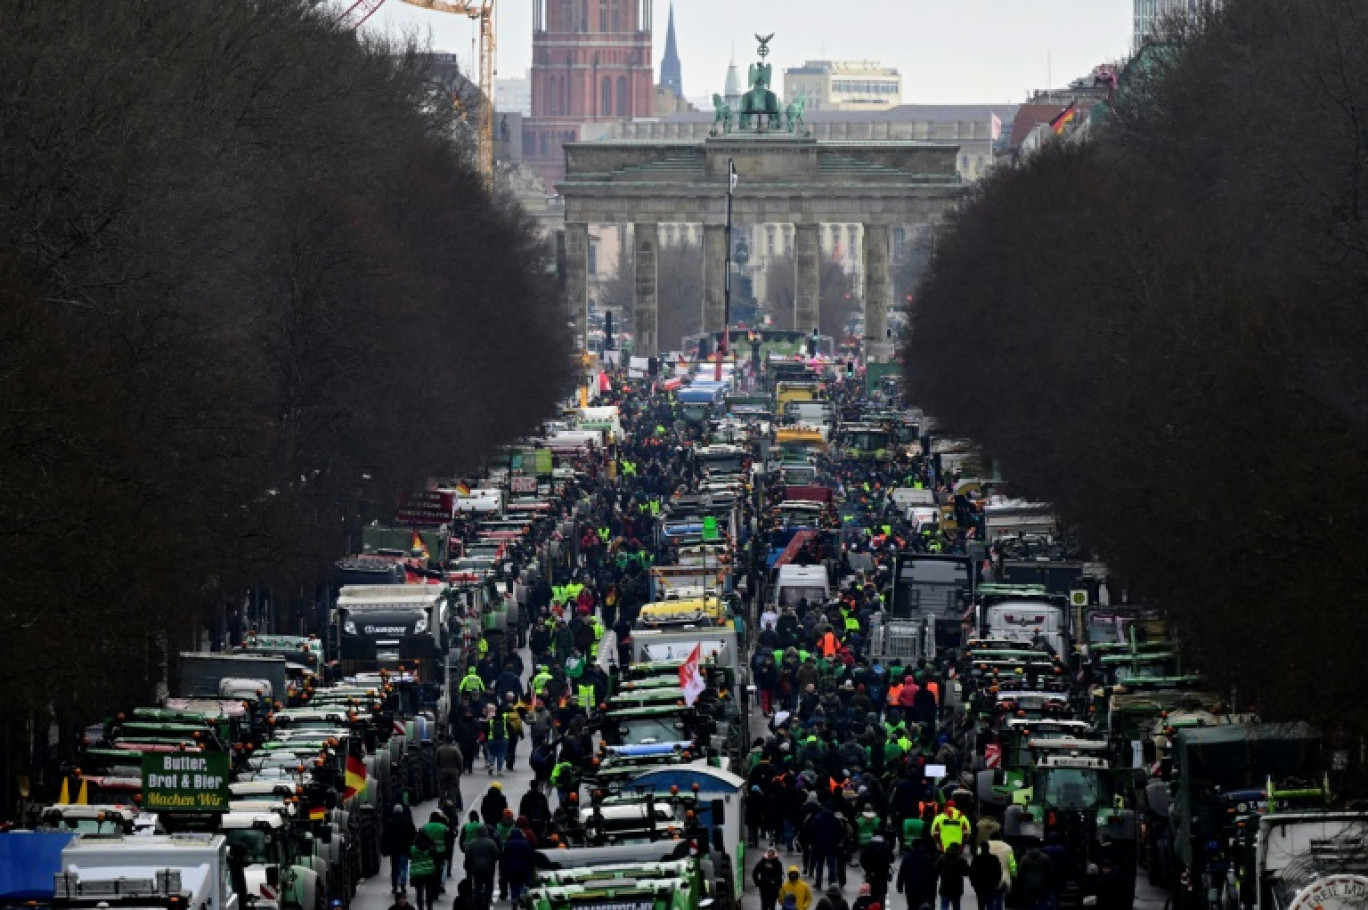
[984,743,1002,769]
[678,644,705,706]
[510,476,537,494]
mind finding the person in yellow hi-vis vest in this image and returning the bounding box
[931,799,972,853]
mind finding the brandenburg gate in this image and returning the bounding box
[556,38,968,359]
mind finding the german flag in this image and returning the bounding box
[454,481,471,496]
[1050,102,1078,135]
[343,755,367,800]
[410,528,429,560]
[308,805,325,821]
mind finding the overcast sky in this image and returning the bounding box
[361,0,1134,105]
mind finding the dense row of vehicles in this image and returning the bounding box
[4,351,1364,910]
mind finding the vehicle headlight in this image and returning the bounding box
[343,619,357,635]
[413,616,428,634]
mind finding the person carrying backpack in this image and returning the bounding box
[408,827,440,910]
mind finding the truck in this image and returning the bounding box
[1252,811,1368,910]
[869,553,976,663]
[50,833,244,910]
[1156,722,1325,909]
[330,584,448,667]
[176,652,290,703]
[977,584,1071,659]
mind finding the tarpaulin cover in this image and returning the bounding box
[0,831,75,900]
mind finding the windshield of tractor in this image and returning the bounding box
[1038,767,1105,811]
[848,429,889,451]
[224,829,273,864]
[618,716,685,745]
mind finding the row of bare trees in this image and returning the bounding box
[906,0,1368,753]
[0,0,572,807]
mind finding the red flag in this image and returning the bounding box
[678,644,705,706]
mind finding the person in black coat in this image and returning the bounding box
[518,780,552,839]
[753,846,786,910]
[934,843,970,910]
[860,835,895,904]
[381,804,418,893]
[499,828,537,902]
[480,783,509,826]
[896,838,936,910]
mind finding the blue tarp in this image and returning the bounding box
[0,831,75,901]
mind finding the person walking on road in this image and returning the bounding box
[969,842,1004,910]
[462,825,501,906]
[435,737,464,809]
[1016,847,1054,910]
[500,827,536,902]
[407,827,440,910]
[934,843,970,910]
[896,837,936,910]
[931,801,971,854]
[779,867,815,910]
[480,781,508,826]
[381,804,416,894]
[754,847,785,910]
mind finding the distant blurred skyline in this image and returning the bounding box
[361,0,1134,105]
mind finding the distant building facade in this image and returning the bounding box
[1134,0,1211,48]
[783,60,902,112]
[522,0,656,186]
[496,75,532,116]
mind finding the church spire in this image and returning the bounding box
[660,1,683,97]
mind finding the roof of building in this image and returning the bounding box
[634,103,1019,127]
[1008,103,1072,149]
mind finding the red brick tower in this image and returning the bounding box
[524,0,656,186]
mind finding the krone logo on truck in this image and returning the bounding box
[141,752,230,811]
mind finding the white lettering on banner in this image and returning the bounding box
[363,626,408,635]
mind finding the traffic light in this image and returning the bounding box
[603,310,614,350]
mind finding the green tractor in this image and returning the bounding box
[1003,749,1139,910]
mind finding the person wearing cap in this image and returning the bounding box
[931,800,971,854]
[754,846,786,910]
[779,866,815,910]
[381,803,417,893]
[480,781,508,826]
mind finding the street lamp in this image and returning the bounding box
[715,157,737,382]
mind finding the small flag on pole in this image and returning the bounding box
[455,481,471,496]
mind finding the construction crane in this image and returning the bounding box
[335,0,497,181]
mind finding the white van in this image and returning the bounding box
[773,564,831,610]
